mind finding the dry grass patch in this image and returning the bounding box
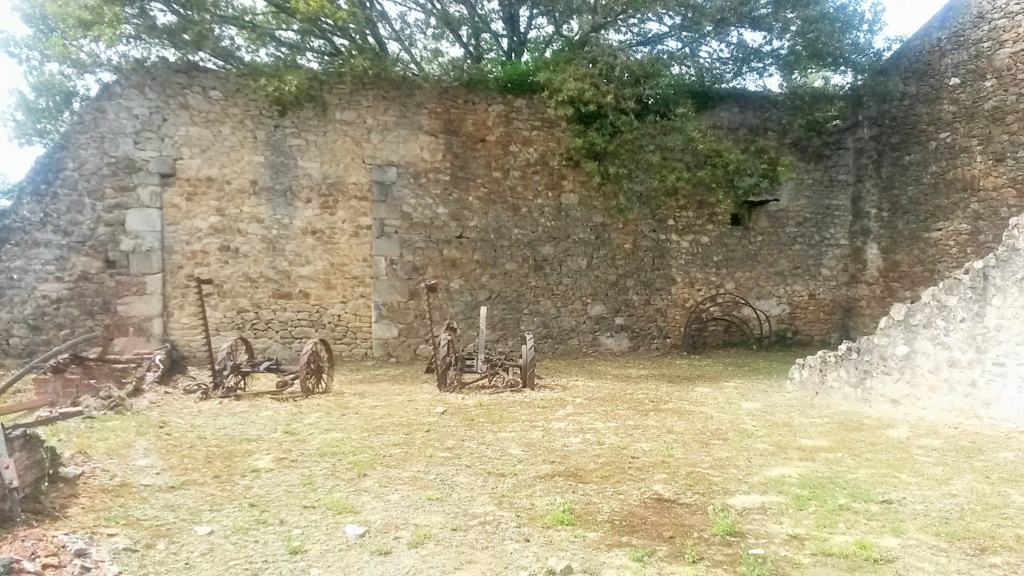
[0,351,1018,575]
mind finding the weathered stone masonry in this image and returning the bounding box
[846,0,1024,333]
[3,0,1024,363]
[0,84,173,357]
[1,71,852,361]
[789,0,1024,424]
[791,212,1024,424]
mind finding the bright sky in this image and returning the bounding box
[0,0,951,182]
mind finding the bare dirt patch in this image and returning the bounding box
[2,351,1023,575]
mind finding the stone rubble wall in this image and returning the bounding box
[790,212,1024,424]
[846,0,1024,334]
[4,0,1024,366]
[52,67,850,364]
[0,82,174,360]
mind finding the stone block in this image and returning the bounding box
[117,294,163,318]
[145,274,163,295]
[151,317,165,338]
[71,255,106,275]
[125,208,162,233]
[374,279,410,303]
[372,238,401,257]
[371,181,391,202]
[148,157,176,176]
[347,300,372,315]
[137,186,163,208]
[129,251,163,275]
[133,172,162,186]
[372,201,401,220]
[134,231,162,251]
[372,321,400,340]
[372,165,398,183]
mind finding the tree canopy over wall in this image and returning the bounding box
[1,0,895,208]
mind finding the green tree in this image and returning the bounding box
[1,0,894,208]
[0,175,20,205]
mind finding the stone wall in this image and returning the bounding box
[0,83,173,360]
[4,0,1024,364]
[845,0,1024,333]
[158,73,854,361]
[790,212,1024,425]
[379,149,853,360]
[0,68,854,362]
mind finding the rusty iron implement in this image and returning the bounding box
[424,280,538,393]
[188,278,335,400]
[682,292,773,354]
[193,277,219,388]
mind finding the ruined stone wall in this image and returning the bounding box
[155,71,853,361]
[846,0,1024,334]
[0,66,854,362]
[378,140,852,360]
[791,211,1024,425]
[0,84,173,360]
[157,72,380,360]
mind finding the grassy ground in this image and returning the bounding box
[12,351,1024,575]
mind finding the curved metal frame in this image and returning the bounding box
[682,292,773,354]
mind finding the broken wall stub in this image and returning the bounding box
[0,81,173,360]
[790,211,1024,425]
[0,430,61,521]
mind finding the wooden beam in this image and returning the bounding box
[0,398,53,417]
[7,410,85,431]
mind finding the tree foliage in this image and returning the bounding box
[0,175,20,207]
[1,0,894,207]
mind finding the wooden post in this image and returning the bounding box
[477,306,487,374]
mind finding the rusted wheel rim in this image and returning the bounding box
[215,337,254,391]
[298,338,334,395]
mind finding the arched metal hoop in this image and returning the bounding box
[682,293,772,354]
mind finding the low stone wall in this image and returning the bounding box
[790,212,1024,424]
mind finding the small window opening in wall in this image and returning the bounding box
[742,197,782,230]
[730,212,745,227]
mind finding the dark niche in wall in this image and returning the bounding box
[731,197,781,229]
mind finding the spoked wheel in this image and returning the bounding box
[215,337,255,391]
[298,338,334,395]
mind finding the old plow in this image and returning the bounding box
[424,281,537,393]
[189,277,335,399]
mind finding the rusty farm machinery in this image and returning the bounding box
[424,280,537,393]
[682,292,773,354]
[189,277,335,399]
